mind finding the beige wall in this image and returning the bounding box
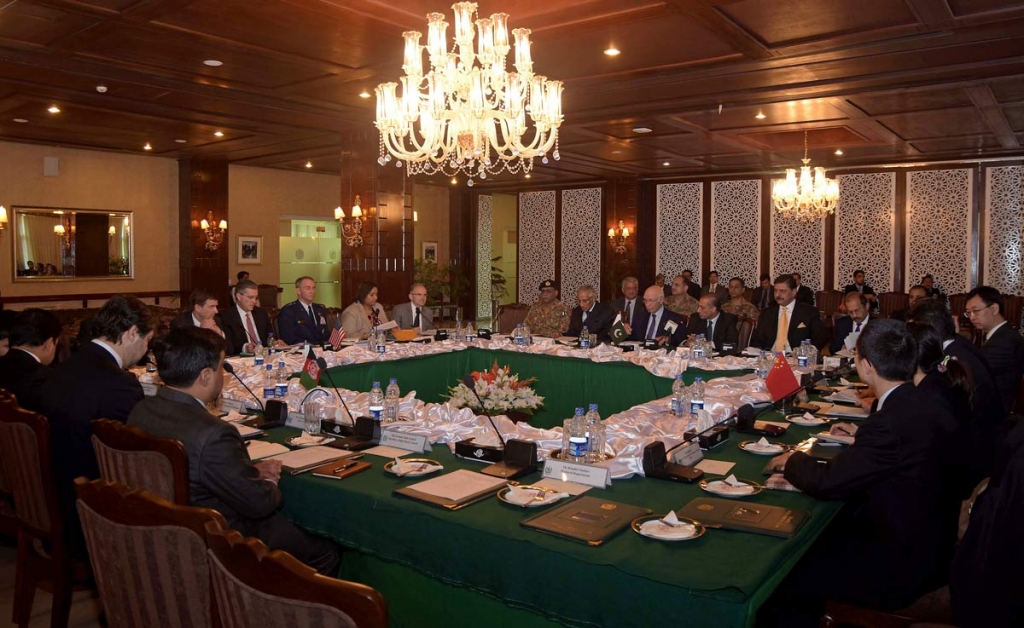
[491,193,518,303]
[0,140,179,301]
[412,183,450,265]
[228,165,341,306]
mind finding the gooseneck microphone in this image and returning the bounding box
[462,374,506,448]
[222,361,265,411]
[316,357,356,424]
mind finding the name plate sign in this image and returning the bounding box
[542,459,610,489]
[379,429,431,453]
[219,398,243,414]
[286,411,305,430]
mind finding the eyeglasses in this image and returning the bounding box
[237,292,257,300]
[964,305,993,317]
[410,293,427,297]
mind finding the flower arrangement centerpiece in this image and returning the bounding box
[446,360,544,417]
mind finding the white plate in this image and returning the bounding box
[497,485,568,508]
[699,478,762,497]
[739,440,786,455]
[786,414,828,427]
[384,458,443,477]
[632,515,706,541]
[284,435,335,448]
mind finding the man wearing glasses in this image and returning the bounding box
[566,285,614,343]
[220,279,281,355]
[628,286,687,347]
[393,283,433,332]
[965,286,1024,414]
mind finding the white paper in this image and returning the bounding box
[821,405,869,419]
[695,459,735,475]
[246,441,289,460]
[844,332,860,350]
[376,320,399,331]
[533,477,591,496]
[223,410,248,423]
[265,445,351,471]
[231,422,263,438]
[363,445,414,458]
[815,431,855,445]
[405,469,507,502]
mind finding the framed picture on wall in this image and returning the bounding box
[238,235,263,265]
[422,241,438,262]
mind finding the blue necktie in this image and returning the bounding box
[646,314,657,339]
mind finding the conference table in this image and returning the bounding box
[266,346,844,628]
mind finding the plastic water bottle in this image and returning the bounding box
[692,334,705,362]
[567,407,588,462]
[756,350,769,379]
[806,341,819,367]
[580,325,591,349]
[384,378,400,423]
[274,360,289,398]
[464,322,475,342]
[266,333,275,357]
[689,377,705,415]
[253,341,265,366]
[375,329,386,355]
[262,363,275,399]
[522,322,532,345]
[368,381,384,421]
[671,374,687,416]
[584,404,603,462]
[797,340,810,368]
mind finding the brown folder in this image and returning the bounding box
[676,497,809,538]
[520,496,652,546]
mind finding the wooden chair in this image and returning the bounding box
[0,390,17,537]
[1002,295,1022,331]
[206,523,387,628]
[0,392,91,628]
[947,293,971,337]
[91,418,190,505]
[74,478,226,628]
[878,292,909,318]
[496,303,530,334]
[816,291,846,320]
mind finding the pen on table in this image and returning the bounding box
[331,455,364,472]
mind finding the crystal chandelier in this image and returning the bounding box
[374,2,564,185]
[771,131,840,221]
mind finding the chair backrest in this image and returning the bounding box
[206,524,387,628]
[0,390,59,537]
[737,317,754,350]
[75,478,225,628]
[816,291,845,319]
[877,291,909,318]
[1002,295,1022,331]
[496,303,530,335]
[91,418,190,505]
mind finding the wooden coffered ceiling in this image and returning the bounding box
[1,0,1024,184]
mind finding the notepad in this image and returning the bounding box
[231,422,264,439]
[394,469,508,510]
[264,446,354,474]
[246,441,289,460]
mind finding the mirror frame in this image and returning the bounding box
[11,206,135,282]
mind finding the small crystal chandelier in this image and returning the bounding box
[771,131,839,221]
[374,2,564,185]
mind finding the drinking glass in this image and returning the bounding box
[302,402,321,436]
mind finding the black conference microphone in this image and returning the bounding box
[222,361,264,411]
[462,374,505,447]
[315,357,356,425]
[461,374,538,479]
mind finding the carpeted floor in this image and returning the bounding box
[0,539,103,628]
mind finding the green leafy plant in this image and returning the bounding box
[491,256,508,302]
[413,258,472,306]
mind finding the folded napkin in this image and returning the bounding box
[706,474,756,495]
[638,510,698,540]
[745,437,783,452]
[765,474,802,492]
[790,412,826,426]
[390,458,443,477]
[695,409,715,432]
[222,410,248,423]
[504,486,569,507]
[839,377,853,386]
[289,433,328,446]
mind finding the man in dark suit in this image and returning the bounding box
[171,288,226,338]
[0,308,61,412]
[566,285,615,343]
[792,272,815,307]
[685,294,739,354]
[680,269,702,301]
[844,269,879,312]
[751,273,774,310]
[750,274,827,352]
[42,296,153,555]
[276,276,329,345]
[830,292,872,354]
[765,319,957,626]
[628,286,687,347]
[891,284,927,321]
[608,276,641,330]
[965,286,1024,415]
[392,283,434,332]
[219,278,276,355]
[128,328,340,575]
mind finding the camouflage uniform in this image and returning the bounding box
[525,300,571,338]
[664,293,699,318]
[722,298,760,320]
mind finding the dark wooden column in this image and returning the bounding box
[178,158,230,305]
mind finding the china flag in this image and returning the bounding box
[765,353,800,402]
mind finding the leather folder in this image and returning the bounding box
[520,496,652,546]
[677,497,809,538]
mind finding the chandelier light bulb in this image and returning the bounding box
[771,130,839,221]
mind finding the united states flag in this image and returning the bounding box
[329,318,346,349]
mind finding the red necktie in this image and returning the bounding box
[245,313,258,345]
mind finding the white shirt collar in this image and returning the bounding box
[298,298,313,309]
[986,320,1008,341]
[778,300,795,317]
[13,347,41,363]
[942,338,954,350]
[708,313,720,327]
[236,304,253,322]
[875,382,903,412]
[91,338,124,369]
[192,314,203,328]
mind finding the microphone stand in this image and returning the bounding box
[222,362,264,411]
[316,357,357,427]
[223,362,287,428]
[458,375,537,479]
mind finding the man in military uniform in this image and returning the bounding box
[525,279,570,338]
[664,274,699,318]
[276,276,329,345]
[722,276,760,320]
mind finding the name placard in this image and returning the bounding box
[379,429,431,453]
[219,398,243,413]
[542,459,610,488]
[669,440,704,466]
[285,411,305,430]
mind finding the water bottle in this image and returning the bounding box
[262,363,275,399]
[584,404,602,462]
[523,322,532,345]
[806,341,819,367]
[145,350,157,373]
[253,341,265,366]
[368,381,384,421]
[275,360,289,398]
[384,378,400,423]
[689,377,705,415]
[671,374,687,417]
[797,340,810,368]
[375,329,386,355]
[756,350,769,379]
[464,322,475,342]
[580,325,591,349]
[567,407,588,462]
[266,333,275,357]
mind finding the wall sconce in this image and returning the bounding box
[608,220,631,255]
[197,210,227,251]
[108,225,116,242]
[0,206,7,233]
[335,194,365,247]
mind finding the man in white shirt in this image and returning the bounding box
[171,289,225,337]
[609,276,641,331]
[393,283,433,331]
[220,279,281,355]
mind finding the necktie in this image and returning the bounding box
[625,300,632,323]
[308,305,316,323]
[582,308,589,324]
[855,321,861,332]
[414,307,421,328]
[245,312,258,345]
[773,306,789,353]
[646,313,657,339]
[707,319,713,339]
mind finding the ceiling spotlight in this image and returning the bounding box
[834,149,844,156]
[175,139,187,143]
[632,126,652,134]
[96,84,108,93]
[755,110,766,120]
[143,142,152,150]
[12,118,27,123]
[604,47,620,56]
[214,131,224,137]
[662,161,670,166]
[203,59,223,67]
[611,150,622,155]
[358,91,371,99]
[525,174,531,179]
[305,161,313,168]
[47,105,61,114]
[451,177,457,185]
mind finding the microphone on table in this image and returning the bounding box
[222,361,264,411]
[316,357,357,425]
[460,375,537,480]
[223,362,287,428]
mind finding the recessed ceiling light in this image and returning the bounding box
[175,139,187,143]
[305,161,313,168]
[611,150,622,155]
[358,91,371,99]
[143,142,152,150]
[203,59,223,67]
[214,131,224,137]
[604,47,620,56]
[632,126,652,134]
[662,161,670,166]
[755,110,766,120]
[47,105,61,114]
[96,84,107,93]
[525,174,531,179]
[451,178,457,185]
[12,118,27,123]
[834,149,844,156]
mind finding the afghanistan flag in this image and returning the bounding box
[765,352,800,401]
[299,346,321,390]
[609,313,628,346]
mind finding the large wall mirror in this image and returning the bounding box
[13,206,134,281]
